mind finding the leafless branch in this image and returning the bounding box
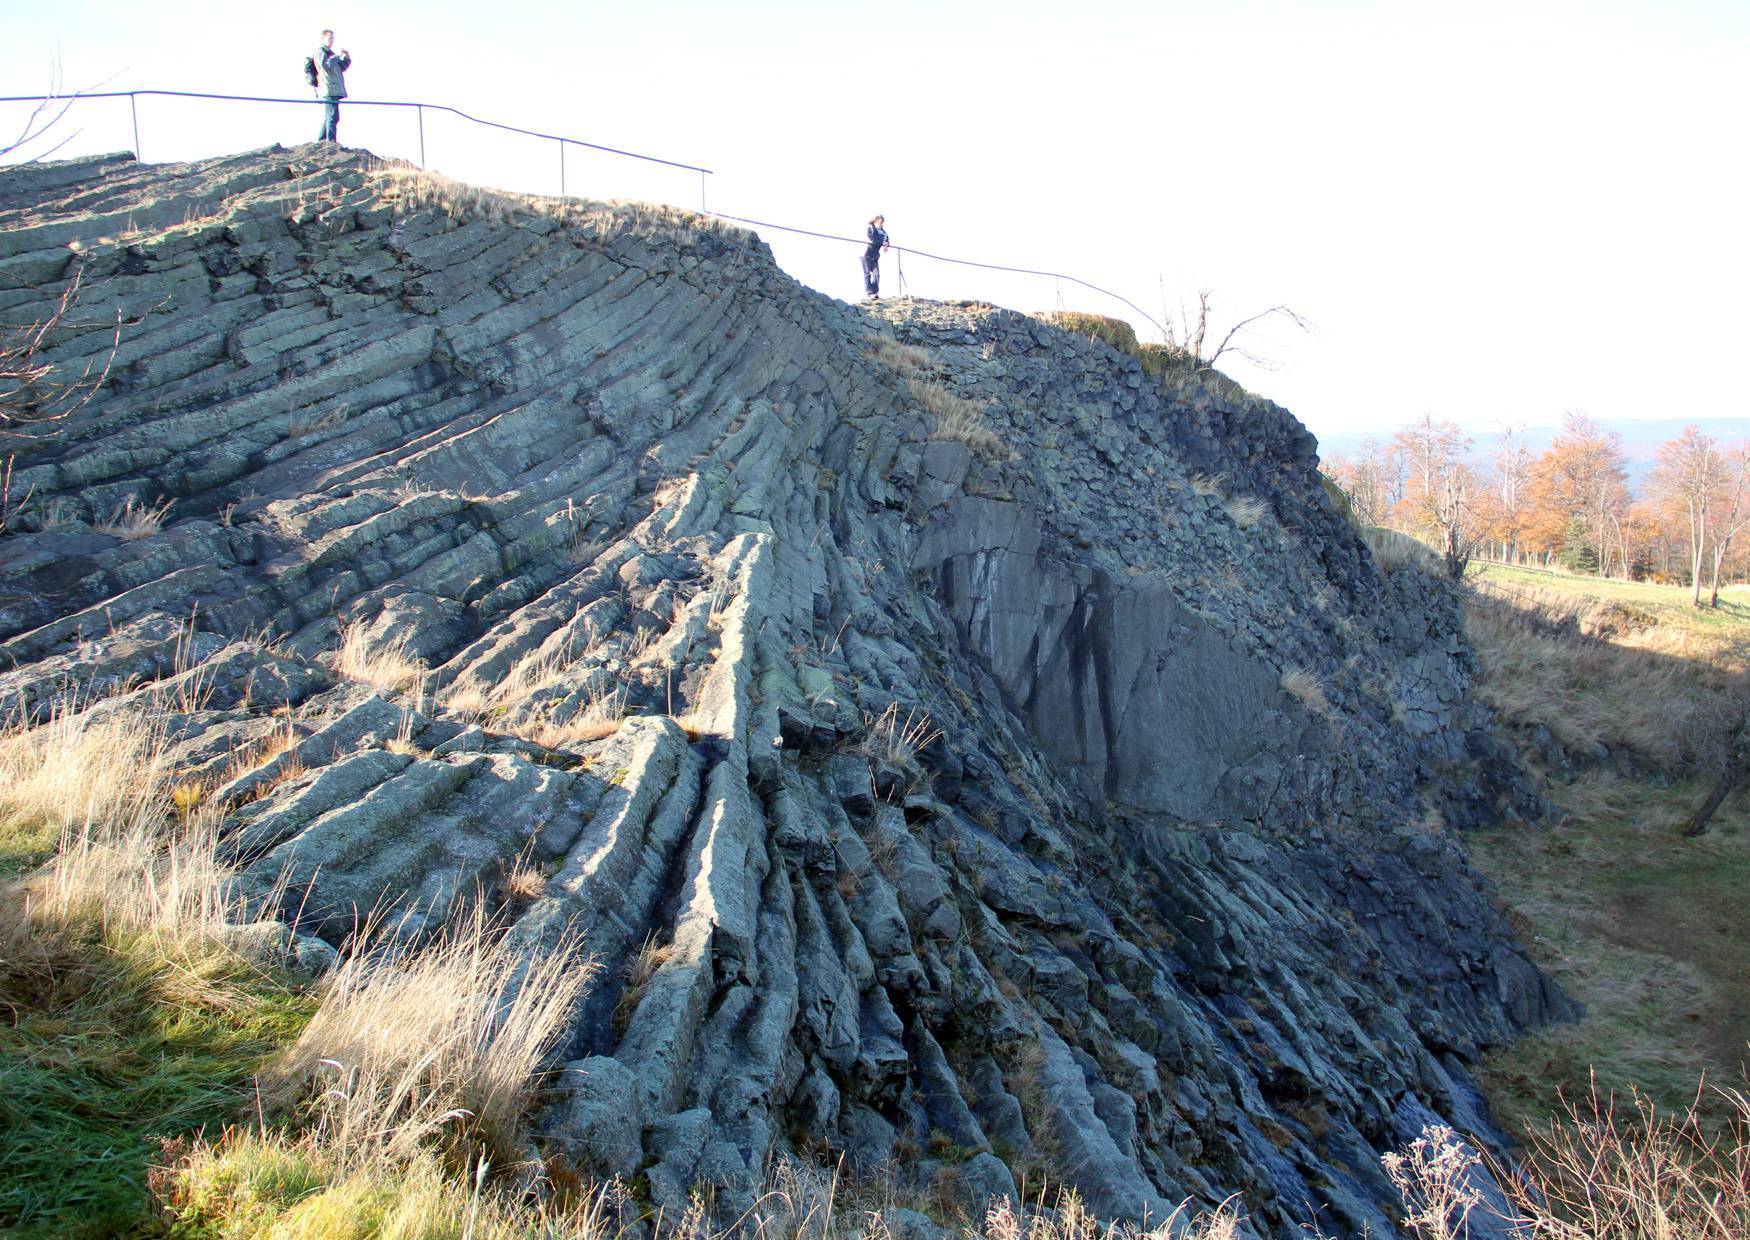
[0,266,121,439]
[1204,304,1314,371]
[1157,282,1314,373]
[1,55,102,164]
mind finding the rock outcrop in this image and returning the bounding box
[0,146,1569,1237]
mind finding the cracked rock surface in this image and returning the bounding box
[0,146,1569,1238]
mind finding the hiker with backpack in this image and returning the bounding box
[862,215,889,299]
[304,30,352,144]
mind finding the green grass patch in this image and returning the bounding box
[1037,310,1140,355]
[1033,311,1201,381]
[1468,561,1750,637]
[0,925,315,1237]
[0,810,58,880]
[1471,772,1750,1141]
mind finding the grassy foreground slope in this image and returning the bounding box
[1460,562,1750,1136]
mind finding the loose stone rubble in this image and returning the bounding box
[0,146,1570,1238]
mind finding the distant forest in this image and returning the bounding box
[1321,413,1750,600]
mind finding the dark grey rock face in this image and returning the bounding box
[0,146,1569,1237]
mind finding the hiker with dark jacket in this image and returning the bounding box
[304,30,352,143]
[862,215,889,298]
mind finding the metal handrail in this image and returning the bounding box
[0,88,713,175]
[1,88,1170,341]
[708,211,1169,340]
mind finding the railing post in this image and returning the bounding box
[416,104,425,168]
[558,138,566,198]
[129,94,140,161]
[699,170,707,213]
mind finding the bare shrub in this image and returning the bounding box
[1158,289,1312,373]
[1387,1084,1750,1240]
[0,266,120,440]
[1381,1125,1482,1240]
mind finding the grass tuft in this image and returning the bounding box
[1278,665,1332,717]
[907,378,1014,462]
[273,903,591,1170]
[1222,494,1267,528]
[331,623,428,696]
[93,495,173,540]
[1364,526,1442,576]
[868,337,932,376]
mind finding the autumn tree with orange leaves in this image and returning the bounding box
[1522,412,1632,576]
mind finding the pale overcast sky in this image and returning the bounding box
[4,0,1746,446]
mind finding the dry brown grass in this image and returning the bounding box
[287,404,347,438]
[1278,665,1332,717]
[0,696,174,869]
[166,1136,1256,1240]
[907,378,1014,463]
[1364,526,1442,576]
[331,623,427,697]
[442,646,571,724]
[525,682,629,749]
[275,903,591,1169]
[1222,494,1267,529]
[27,808,244,954]
[855,701,943,768]
[0,683,280,975]
[611,931,678,1035]
[1464,571,1750,1149]
[382,712,426,758]
[93,495,173,540]
[442,637,638,750]
[1033,311,1141,356]
[1464,580,1744,774]
[498,856,547,905]
[869,337,932,376]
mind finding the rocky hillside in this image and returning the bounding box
[0,146,1569,1238]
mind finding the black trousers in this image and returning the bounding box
[861,250,880,296]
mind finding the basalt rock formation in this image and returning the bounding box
[0,146,1570,1237]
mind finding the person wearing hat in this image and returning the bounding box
[862,215,889,299]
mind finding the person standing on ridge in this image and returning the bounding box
[304,30,352,144]
[862,215,889,299]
